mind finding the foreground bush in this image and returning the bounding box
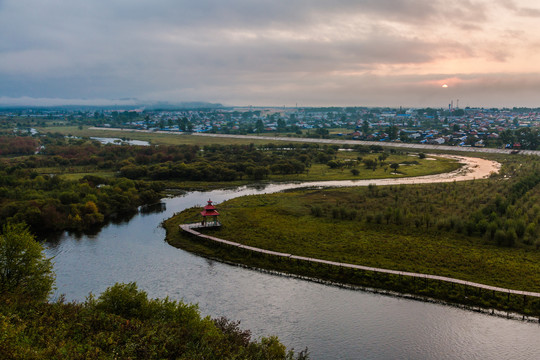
[0,282,308,359]
[0,226,307,359]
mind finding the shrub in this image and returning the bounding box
[95,282,150,319]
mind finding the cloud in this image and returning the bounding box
[0,0,539,106]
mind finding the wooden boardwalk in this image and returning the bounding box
[180,223,540,299]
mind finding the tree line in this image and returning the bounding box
[0,166,162,232]
[0,135,392,233]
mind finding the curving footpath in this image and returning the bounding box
[180,223,540,299]
[179,155,539,300]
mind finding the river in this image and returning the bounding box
[43,180,540,359]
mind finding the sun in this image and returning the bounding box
[442,84,448,88]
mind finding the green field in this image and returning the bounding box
[29,128,460,186]
[170,190,540,292]
[165,152,540,315]
[35,126,291,146]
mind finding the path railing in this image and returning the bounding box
[180,223,540,299]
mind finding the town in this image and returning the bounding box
[2,104,540,150]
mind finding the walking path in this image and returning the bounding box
[180,223,540,298]
[177,154,539,299]
[97,125,534,298]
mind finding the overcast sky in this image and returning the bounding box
[1,0,540,107]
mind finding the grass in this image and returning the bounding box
[35,126,292,146]
[33,166,116,180]
[154,154,459,191]
[173,190,540,292]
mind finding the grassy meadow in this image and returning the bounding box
[171,189,540,292]
[165,153,540,314]
[35,125,290,146]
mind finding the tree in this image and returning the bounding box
[0,223,54,301]
[256,119,264,133]
[362,120,370,135]
[387,125,399,140]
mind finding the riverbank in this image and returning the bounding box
[164,154,540,317]
[177,223,540,319]
[44,170,540,359]
[166,213,540,317]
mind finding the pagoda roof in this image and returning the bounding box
[201,209,219,216]
[201,199,219,216]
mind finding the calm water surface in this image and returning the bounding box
[44,184,540,359]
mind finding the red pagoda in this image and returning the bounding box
[200,199,221,227]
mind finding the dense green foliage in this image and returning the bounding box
[0,223,54,302]
[0,135,458,233]
[499,127,540,150]
[15,134,456,182]
[0,283,307,359]
[0,227,307,359]
[0,167,161,232]
[0,136,38,155]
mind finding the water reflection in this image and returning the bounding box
[139,202,167,215]
[43,182,540,359]
[90,137,150,146]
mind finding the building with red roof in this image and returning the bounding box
[200,199,221,227]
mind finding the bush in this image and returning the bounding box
[95,282,150,319]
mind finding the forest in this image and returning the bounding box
[1,134,452,234]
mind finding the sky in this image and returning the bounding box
[1,0,540,108]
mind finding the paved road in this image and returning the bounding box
[191,132,540,156]
[89,127,540,156]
